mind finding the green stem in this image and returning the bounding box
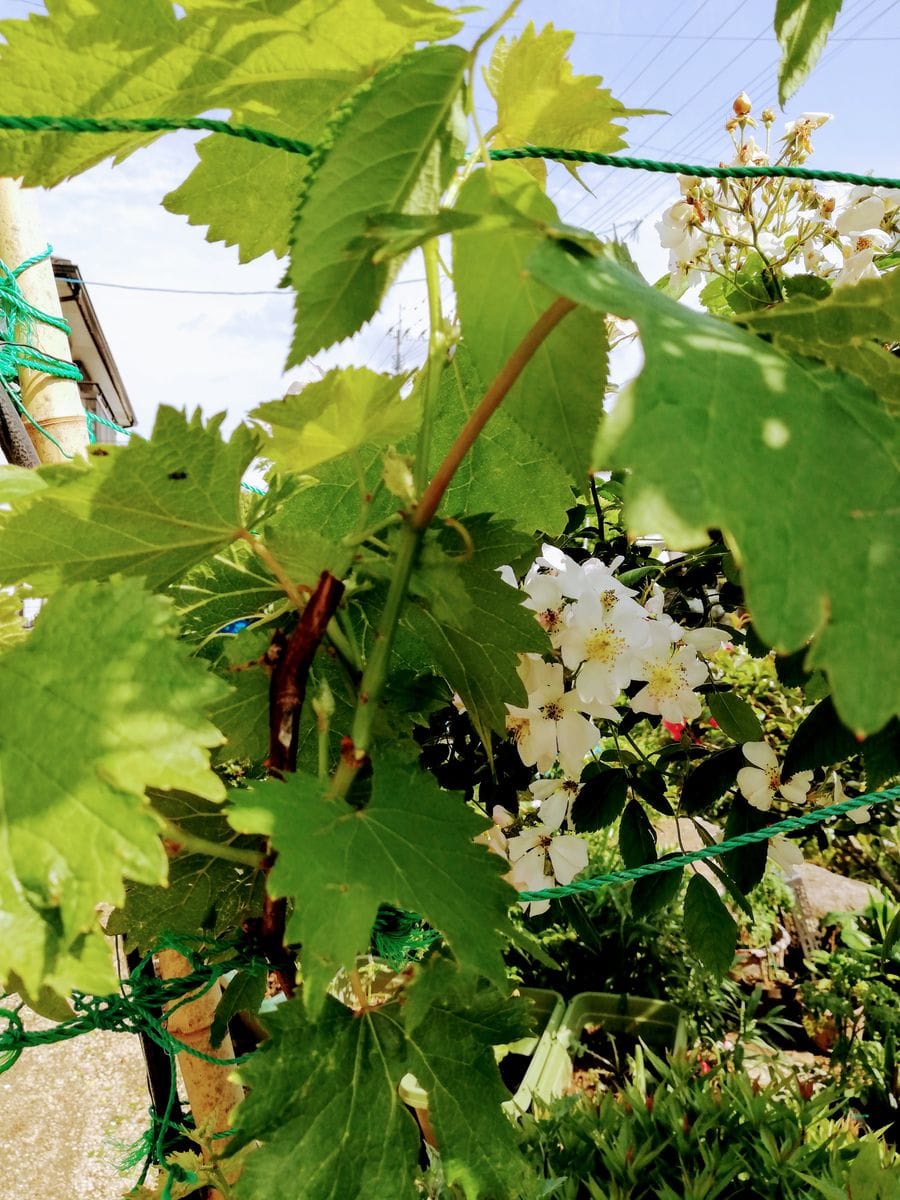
[414,240,447,493]
[329,296,578,800]
[160,821,263,869]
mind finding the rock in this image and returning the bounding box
[792,862,881,920]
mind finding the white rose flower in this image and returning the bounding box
[506,827,589,916]
[737,741,813,811]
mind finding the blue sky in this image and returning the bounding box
[0,0,896,431]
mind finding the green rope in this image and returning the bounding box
[0,113,313,158]
[0,934,262,1077]
[519,784,900,901]
[372,904,442,968]
[0,244,83,384]
[0,113,898,189]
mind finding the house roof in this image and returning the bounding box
[52,257,135,429]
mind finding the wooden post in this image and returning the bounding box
[156,950,245,1200]
[0,177,87,462]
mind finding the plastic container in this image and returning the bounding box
[532,991,685,1100]
[398,987,565,1141]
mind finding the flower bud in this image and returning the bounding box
[761,107,775,124]
[725,117,739,134]
[733,91,752,117]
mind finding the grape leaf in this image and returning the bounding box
[403,960,537,1198]
[527,240,900,736]
[172,543,282,644]
[231,994,420,1200]
[288,44,467,363]
[0,589,27,651]
[774,0,843,105]
[0,463,47,503]
[206,628,273,765]
[0,0,462,188]
[683,874,737,977]
[253,368,419,474]
[743,269,900,416]
[0,580,227,998]
[230,965,537,1200]
[431,346,576,534]
[0,407,259,592]
[106,791,265,954]
[399,515,546,743]
[452,164,608,483]
[485,22,657,184]
[227,750,518,1014]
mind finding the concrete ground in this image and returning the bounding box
[0,987,153,1200]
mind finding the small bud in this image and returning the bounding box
[382,446,416,504]
[761,107,775,124]
[733,91,752,117]
[725,117,739,134]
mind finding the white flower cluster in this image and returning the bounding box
[656,98,900,292]
[485,546,728,913]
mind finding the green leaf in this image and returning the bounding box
[720,803,769,894]
[163,1,463,261]
[680,746,744,815]
[783,695,859,777]
[208,628,272,765]
[743,269,900,416]
[706,691,764,743]
[774,0,843,106]
[0,580,227,999]
[0,463,47,503]
[399,515,546,742]
[0,0,461,259]
[571,769,628,830]
[230,964,537,1200]
[403,963,537,1199]
[107,790,265,954]
[253,368,419,474]
[211,969,267,1048]
[452,164,609,483]
[618,800,657,868]
[682,874,737,976]
[227,750,518,1014]
[484,22,658,185]
[231,995,420,1200]
[288,44,467,363]
[431,346,575,534]
[172,543,282,644]
[862,718,900,791]
[0,407,260,592]
[527,240,900,736]
[630,857,684,917]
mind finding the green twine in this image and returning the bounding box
[0,113,313,158]
[0,244,83,383]
[372,904,442,969]
[0,933,262,1078]
[0,113,898,190]
[519,784,900,901]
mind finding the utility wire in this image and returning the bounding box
[595,0,897,238]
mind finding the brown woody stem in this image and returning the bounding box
[266,570,346,777]
[412,297,576,530]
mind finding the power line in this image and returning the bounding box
[554,6,759,228]
[54,274,427,296]
[596,0,897,238]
